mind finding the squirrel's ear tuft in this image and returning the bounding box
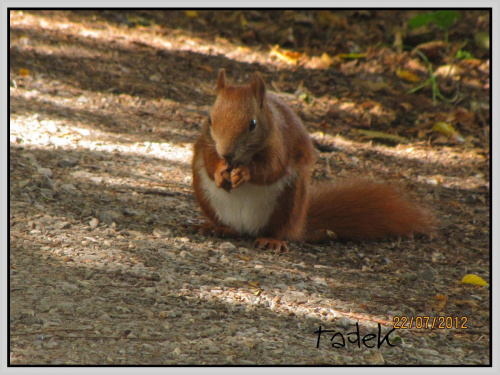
[216,69,227,92]
[251,72,266,108]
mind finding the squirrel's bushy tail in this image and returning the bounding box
[306,179,435,240]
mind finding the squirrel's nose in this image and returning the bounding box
[222,153,234,165]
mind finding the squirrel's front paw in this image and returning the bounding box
[214,160,232,191]
[230,165,251,189]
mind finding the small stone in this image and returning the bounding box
[60,183,77,192]
[37,302,51,313]
[275,284,289,291]
[209,310,220,320]
[22,153,38,165]
[24,316,44,326]
[292,262,307,269]
[90,177,103,185]
[71,171,91,179]
[141,343,155,351]
[418,348,440,356]
[312,276,328,286]
[57,158,78,168]
[42,340,59,349]
[40,188,54,197]
[149,74,161,82]
[338,316,355,329]
[153,228,172,238]
[18,180,31,188]
[58,221,71,229]
[418,267,436,282]
[89,218,99,228]
[219,242,236,251]
[60,282,79,292]
[404,272,418,282]
[37,167,53,178]
[39,175,54,190]
[99,210,121,224]
[99,313,112,321]
[365,350,385,365]
[123,208,143,216]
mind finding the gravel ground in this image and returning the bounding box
[9,10,491,366]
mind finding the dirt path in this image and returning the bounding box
[9,10,490,365]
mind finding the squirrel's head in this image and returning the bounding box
[207,69,269,167]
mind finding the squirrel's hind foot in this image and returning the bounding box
[254,237,289,253]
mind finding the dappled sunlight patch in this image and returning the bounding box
[10,113,193,165]
[10,10,273,69]
[310,131,487,166]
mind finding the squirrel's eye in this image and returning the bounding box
[249,119,257,131]
[208,116,212,126]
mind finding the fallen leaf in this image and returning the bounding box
[336,52,367,59]
[413,40,446,60]
[432,122,465,143]
[434,293,448,301]
[397,67,420,82]
[474,32,490,51]
[198,65,214,73]
[19,68,30,77]
[398,102,413,111]
[361,80,390,92]
[356,130,408,144]
[433,294,448,310]
[453,107,476,127]
[461,274,489,287]
[240,13,248,28]
[269,45,302,65]
[434,64,464,78]
[185,10,198,18]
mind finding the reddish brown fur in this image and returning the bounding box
[306,179,435,240]
[192,70,435,249]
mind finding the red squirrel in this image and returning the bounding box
[192,69,434,252]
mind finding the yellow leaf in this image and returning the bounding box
[432,122,465,143]
[432,122,456,136]
[240,13,248,28]
[269,45,302,65]
[397,67,420,83]
[461,274,489,287]
[321,52,332,64]
[362,80,389,92]
[336,53,367,59]
[19,68,30,77]
[185,10,198,18]
[356,129,408,144]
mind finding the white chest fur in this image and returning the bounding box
[196,160,294,235]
